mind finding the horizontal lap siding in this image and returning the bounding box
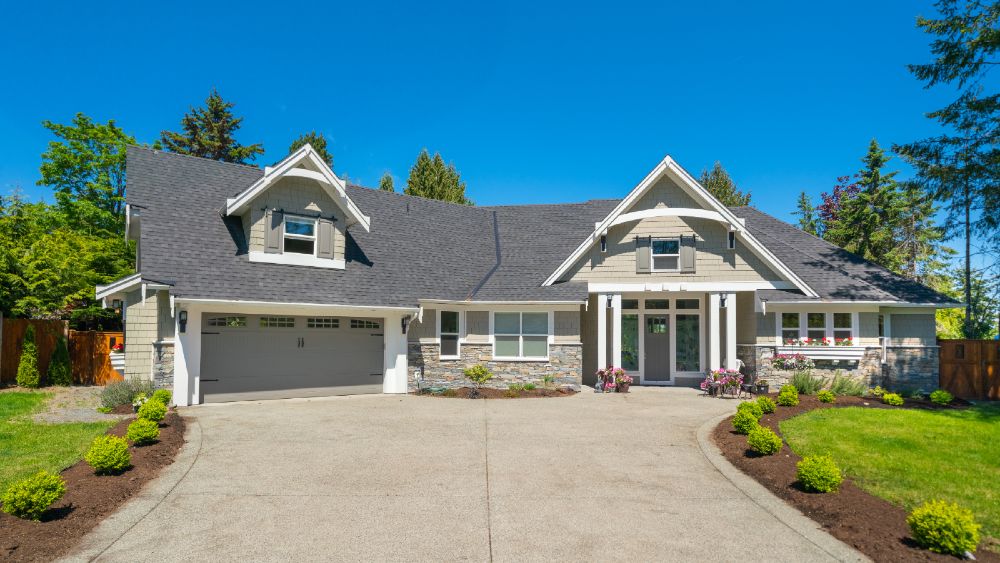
[245,176,347,260]
[890,314,936,346]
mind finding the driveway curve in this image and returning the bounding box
[65,387,861,562]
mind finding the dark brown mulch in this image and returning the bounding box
[712,394,997,562]
[0,412,186,563]
[417,386,577,399]
[110,403,134,415]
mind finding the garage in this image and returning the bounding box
[199,314,385,402]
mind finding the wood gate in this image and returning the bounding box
[1,316,124,386]
[939,339,1000,400]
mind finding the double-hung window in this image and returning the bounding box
[651,238,680,271]
[283,217,317,255]
[440,311,460,358]
[781,313,800,343]
[494,312,548,359]
[780,312,856,344]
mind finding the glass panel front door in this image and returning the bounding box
[675,314,701,372]
[644,316,671,382]
[622,314,639,371]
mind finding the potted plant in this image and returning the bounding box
[614,369,632,393]
[755,379,769,394]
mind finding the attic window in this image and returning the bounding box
[651,238,680,271]
[283,217,316,255]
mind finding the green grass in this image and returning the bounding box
[0,392,115,491]
[781,405,1000,547]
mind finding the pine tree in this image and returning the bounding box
[378,172,394,192]
[159,90,264,164]
[16,325,41,388]
[288,131,333,168]
[698,162,751,207]
[404,149,472,204]
[896,180,949,283]
[793,192,820,235]
[48,335,72,386]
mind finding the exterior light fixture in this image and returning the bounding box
[179,310,188,333]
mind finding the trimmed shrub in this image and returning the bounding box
[736,401,763,420]
[882,393,904,406]
[817,390,836,403]
[777,385,799,407]
[1,471,66,520]
[828,372,866,396]
[756,396,776,414]
[85,435,131,474]
[48,336,72,386]
[906,500,980,556]
[791,370,823,395]
[16,325,41,388]
[137,398,167,422]
[747,426,783,455]
[796,455,843,493]
[869,385,886,398]
[126,418,160,446]
[151,389,172,405]
[731,410,759,435]
[100,378,155,409]
[930,390,953,406]
[464,364,493,387]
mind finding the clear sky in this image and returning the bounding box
[0,0,960,227]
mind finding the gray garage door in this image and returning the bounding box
[200,314,384,402]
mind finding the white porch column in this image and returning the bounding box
[596,294,607,369]
[610,294,622,368]
[708,293,721,370]
[383,312,409,394]
[725,292,737,370]
[173,307,202,406]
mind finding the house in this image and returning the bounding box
[95,145,957,406]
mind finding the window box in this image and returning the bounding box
[775,345,866,361]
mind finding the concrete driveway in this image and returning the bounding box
[68,387,857,562]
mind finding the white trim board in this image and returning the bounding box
[248,251,346,269]
[588,281,796,293]
[174,297,418,315]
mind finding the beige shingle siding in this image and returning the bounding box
[561,176,780,283]
[755,312,776,345]
[890,314,936,346]
[406,308,437,342]
[736,292,758,345]
[554,310,582,343]
[466,311,490,342]
[124,289,158,380]
[157,291,175,340]
[858,312,880,346]
[245,176,347,260]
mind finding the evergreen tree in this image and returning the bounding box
[896,180,950,283]
[378,172,394,192]
[16,325,41,388]
[953,267,999,339]
[792,192,820,235]
[160,90,264,164]
[404,149,472,204]
[288,131,333,168]
[698,162,751,207]
[48,336,72,386]
[817,175,860,233]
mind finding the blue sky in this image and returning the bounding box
[0,1,959,227]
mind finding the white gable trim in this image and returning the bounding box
[542,156,818,297]
[225,144,371,232]
[604,207,732,230]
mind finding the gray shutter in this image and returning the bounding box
[265,209,283,254]
[317,218,335,259]
[635,236,651,273]
[680,235,696,273]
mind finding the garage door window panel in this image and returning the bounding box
[283,217,316,255]
[307,317,339,329]
[260,316,296,328]
[207,316,247,328]
[440,311,460,359]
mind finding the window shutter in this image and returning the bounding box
[265,209,283,254]
[635,236,651,273]
[680,235,696,273]
[317,218,335,259]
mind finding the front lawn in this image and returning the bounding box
[0,391,115,491]
[781,404,1000,548]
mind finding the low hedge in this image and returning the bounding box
[907,500,980,556]
[1,471,66,520]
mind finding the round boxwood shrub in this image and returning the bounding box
[736,401,763,420]
[777,385,799,407]
[731,410,759,435]
[747,426,782,455]
[137,398,167,422]
[906,500,980,556]
[85,435,131,474]
[929,389,953,406]
[756,396,776,414]
[796,455,843,493]
[1,471,66,520]
[126,418,160,446]
[882,392,904,406]
[817,390,836,403]
[151,389,172,405]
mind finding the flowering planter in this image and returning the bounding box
[617,382,630,393]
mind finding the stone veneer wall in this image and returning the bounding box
[408,342,582,391]
[152,342,174,390]
[736,344,940,392]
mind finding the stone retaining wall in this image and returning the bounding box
[408,342,582,391]
[152,341,174,390]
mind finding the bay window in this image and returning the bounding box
[494,312,549,359]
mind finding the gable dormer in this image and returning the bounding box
[224,144,370,269]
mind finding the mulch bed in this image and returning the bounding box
[0,411,186,562]
[417,386,576,399]
[712,394,998,562]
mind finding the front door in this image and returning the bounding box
[644,315,671,382]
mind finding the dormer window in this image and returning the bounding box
[283,217,316,255]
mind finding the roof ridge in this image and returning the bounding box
[129,145,264,172]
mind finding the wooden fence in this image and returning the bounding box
[0,316,123,385]
[939,339,999,400]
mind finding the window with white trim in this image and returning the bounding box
[833,313,853,342]
[260,316,295,328]
[283,217,316,255]
[651,238,680,271]
[440,311,460,358]
[779,313,855,344]
[307,317,339,329]
[781,313,799,343]
[494,312,548,359]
